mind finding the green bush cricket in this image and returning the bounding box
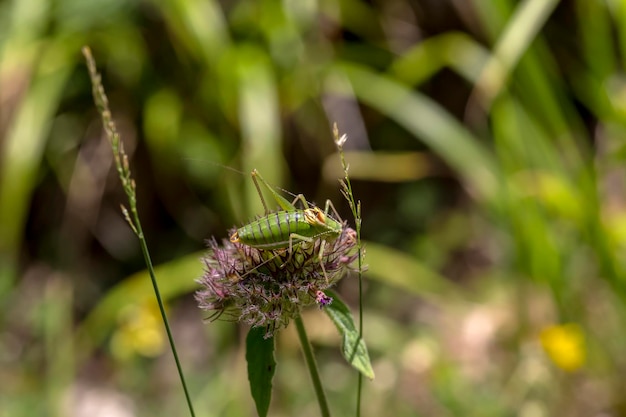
[230,169,344,281]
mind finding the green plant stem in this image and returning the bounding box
[294,315,331,417]
[133,218,196,417]
[82,46,196,417]
[334,125,365,417]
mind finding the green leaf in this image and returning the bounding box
[246,327,276,417]
[363,241,461,301]
[324,291,375,380]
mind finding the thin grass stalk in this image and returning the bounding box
[333,124,365,416]
[294,315,331,417]
[82,46,196,417]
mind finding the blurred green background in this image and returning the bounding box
[3,0,626,415]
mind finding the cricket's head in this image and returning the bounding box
[305,207,342,237]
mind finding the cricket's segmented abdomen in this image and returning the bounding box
[233,210,315,250]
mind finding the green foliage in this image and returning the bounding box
[5,0,626,415]
[246,327,275,417]
[324,291,374,380]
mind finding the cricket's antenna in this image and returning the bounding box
[180,158,248,177]
[181,160,318,209]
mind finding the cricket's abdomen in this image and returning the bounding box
[232,210,316,250]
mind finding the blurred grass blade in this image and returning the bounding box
[570,0,617,120]
[246,327,275,417]
[322,151,434,183]
[472,0,588,161]
[324,291,375,380]
[335,62,498,202]
[472,0,560,108]
[492,95,568,173]
[156,0,228,60]
[364,242,461,301]
[576,0,615,83]
[389,32,491,87]
[614,0,626,71]
[236,45,285,217]
[0,40,74,289]
[43,275,74,415]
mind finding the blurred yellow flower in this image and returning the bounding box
[539,323,585,372]
[110,301,165,360]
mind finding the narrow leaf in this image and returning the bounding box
[324,291,375,380]
[246,327,276,417]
